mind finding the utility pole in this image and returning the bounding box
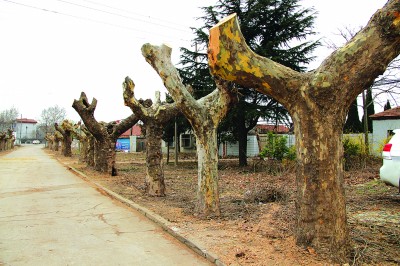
[362,89,369,156]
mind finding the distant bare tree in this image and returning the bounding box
[0,107,19,131]
[39,105,66,137]
[326,26,400,109]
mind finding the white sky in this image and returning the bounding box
[0,0,389,123]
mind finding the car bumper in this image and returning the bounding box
[380,159,400,188]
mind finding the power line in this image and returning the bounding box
[1,0,191,43]
[54,0,191,33]
[79,0,192,30]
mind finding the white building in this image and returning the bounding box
[15,118,38,144]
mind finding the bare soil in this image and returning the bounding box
[50,150,400,266]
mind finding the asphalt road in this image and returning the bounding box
[0,145,211,266]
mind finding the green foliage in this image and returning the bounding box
[361,87,375,133]
[342,135,372,170]
[344,99,362,133]
[343,137,361,158]
[383,99,391,111]
[376,135,392,154]
[285,145,297,161]
[259,132,294,161]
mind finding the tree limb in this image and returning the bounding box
[208,13,304,105]
[72,92,103,138]
[141,44,202,114]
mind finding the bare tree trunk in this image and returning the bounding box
[86,135,95,167]
[55,122,72,157]
[207,3,400,261]
[94,138,117,176]
[6,129,14,150]
[144,122,165,196]
[0,135,5,151]
[45,134,54,150]
[195,127,220,216]
[293,108,348,259]
[54,131,62,152]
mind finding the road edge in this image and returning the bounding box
[65,165,225,266]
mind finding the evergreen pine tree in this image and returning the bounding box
[384,99,392,110]
[361,87,375,132]
[343,99,362,133]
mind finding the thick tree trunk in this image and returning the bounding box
[55,123,72,157]
[194,127,220,216]
[46,136,54,150]
[292,107,349,259]
[63,134,72,157]
[94,138,117,176]
[54,140,60,151]
[0,136,5,151]
[144,122,165,196]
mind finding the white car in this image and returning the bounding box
[32,140,40,144]
[380,129,400,189]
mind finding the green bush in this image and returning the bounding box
[343,137,360,158]
[259,132,295,161]
[342,136,372,170]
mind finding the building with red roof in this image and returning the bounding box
[15,118,38,144]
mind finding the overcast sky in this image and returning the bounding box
[0,0,389,123]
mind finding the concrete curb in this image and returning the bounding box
[66,166,225,266]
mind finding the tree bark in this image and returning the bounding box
[144,122,165,196]
[73,124,89,163]
[195,125,220,215]
[94,137,117,175]
[45,133,54,150]
[53,131,63,152]
[141,44,233,215]
[55,120,73,157]
[207,2,400,261]
[6,129,14,150]
[123,78,178,196]
[0,133,5,151]
[85,132,95,167]
[72,92,139,175]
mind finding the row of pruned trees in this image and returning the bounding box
[44,0,399,262]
